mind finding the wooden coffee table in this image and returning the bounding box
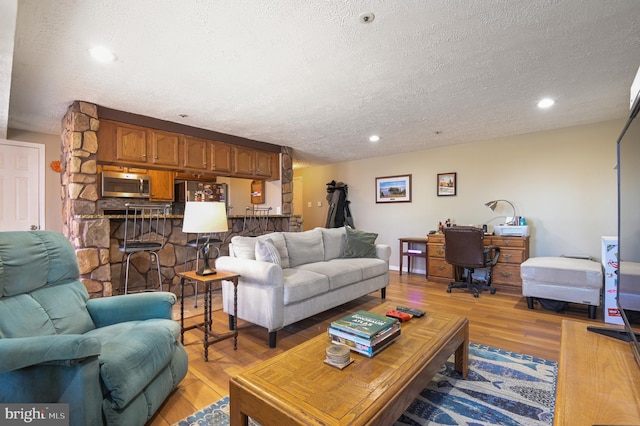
[229,302,468,425]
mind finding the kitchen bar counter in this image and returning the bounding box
[73,212,302,296]
[76,214,294,220]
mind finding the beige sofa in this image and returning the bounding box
[216,227,391,347]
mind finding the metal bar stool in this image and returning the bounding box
[242,206,272,236]
[118,203,170,294]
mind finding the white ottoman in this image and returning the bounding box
[521,257,603,319]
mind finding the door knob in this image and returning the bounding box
[30,225,39,230]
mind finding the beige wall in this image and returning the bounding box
[297,119,623,271]
[7,128,63,233]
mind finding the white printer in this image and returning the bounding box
[493,225,530,237]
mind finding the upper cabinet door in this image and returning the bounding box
[182,136,208,171]
[149,130,180,167]
[211,141,232,173]
[232,146,255,176]
[116,124,148,163]
[148,169,175,201]
[255,150,275,178]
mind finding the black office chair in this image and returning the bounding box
[443,226,500,298]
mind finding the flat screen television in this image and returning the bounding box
[589,84,640,368]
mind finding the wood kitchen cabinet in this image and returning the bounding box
[97,120,148,164]
[210,141,232,173]
[255,150,279,179]
[97,119,280,180]
[116,124,148,163]
[149,130,180,167]
[233,147,278,179]
[148,169,174,201]
[232,146,255,177]
[182,136,209,171]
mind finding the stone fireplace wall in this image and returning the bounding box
[61,102,112,296]
[60,101,298,298]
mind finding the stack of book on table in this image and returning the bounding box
[328,310,401,357]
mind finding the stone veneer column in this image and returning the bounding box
[61,101,112,297]
[279,146,302,231]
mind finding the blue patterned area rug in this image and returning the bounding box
[174,343,557,426]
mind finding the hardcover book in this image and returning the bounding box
[330,328,401,358]
[328,322,400,347]
[330,310,399,339]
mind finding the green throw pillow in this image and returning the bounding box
[343,226,378,258]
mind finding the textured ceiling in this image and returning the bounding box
[4,0,640,166]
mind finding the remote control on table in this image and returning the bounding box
[396,306,426,317]
[386,310,412,322]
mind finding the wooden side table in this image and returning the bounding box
[399,237,428,278]
[178,270,240,361]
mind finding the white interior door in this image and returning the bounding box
[0,139,44,231]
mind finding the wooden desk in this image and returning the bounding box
[178,270,240,361]
[554,320,640,425]
[399,237,428,278]
[229,302,468,425]
[427,233,529,291]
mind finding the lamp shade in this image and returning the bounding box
[484,200,499,211]
[182,201,228,233]
[484,199,517,225]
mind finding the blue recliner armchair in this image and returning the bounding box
[0,231,188,425]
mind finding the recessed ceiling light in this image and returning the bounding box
[369,135,380,142]
[89,46,117,62]
[537,98,555,109]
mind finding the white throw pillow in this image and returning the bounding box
[284,229,324,267]
[255,238,281,265]
[231,236,258,259]
[317,227,346,260]
[257,232,290,268]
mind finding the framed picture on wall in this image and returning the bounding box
[375,174,412,203]
[437,172,457,196]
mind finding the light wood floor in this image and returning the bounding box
[149,271,600,425]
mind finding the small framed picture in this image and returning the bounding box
[437,172,457,196]
[376,174,412,203]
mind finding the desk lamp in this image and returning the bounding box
[484,199,517,225]
[182,201,228,276]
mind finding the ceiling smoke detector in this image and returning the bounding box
[359,13,375,24]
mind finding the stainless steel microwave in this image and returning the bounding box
[101,171,150,198]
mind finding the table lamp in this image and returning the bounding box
[182,201,228,276]
[484,199,517,225]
